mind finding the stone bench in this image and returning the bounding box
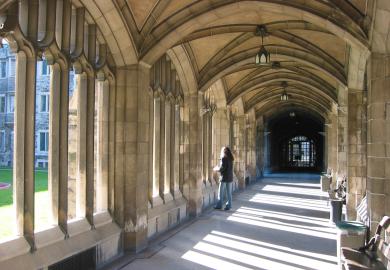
[341,216,390,270]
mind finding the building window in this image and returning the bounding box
[40,94,49,112]
[41,60,50,75]
[8,95,14,112]
[0,61,6,78]
[10,131,13,151]
[9,59,15,77]
[0,95,5,113]
[39,131,49,152]
[37,160,48,169]
[0,131,5,151]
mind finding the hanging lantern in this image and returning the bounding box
[255,25,270,66]
[255,45,270,66]
[280,91,289,101]
[280,81,289,101]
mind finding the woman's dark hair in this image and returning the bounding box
[224,146,234,161]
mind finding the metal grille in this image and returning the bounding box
[282,136,316,168]
[48,247,96,270]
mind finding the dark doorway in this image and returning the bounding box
[266,111,324,172]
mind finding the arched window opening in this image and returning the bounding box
[0,40,16,240]
[282,136,316,168]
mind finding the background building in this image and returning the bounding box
[0,44,74,168]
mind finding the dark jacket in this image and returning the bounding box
[219,156,233,182]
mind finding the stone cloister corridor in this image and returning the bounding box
[107,174,339,270]
[0,0,389,269]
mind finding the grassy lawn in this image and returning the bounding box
[0,168,49,240]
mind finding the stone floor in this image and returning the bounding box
[108,174,339,270]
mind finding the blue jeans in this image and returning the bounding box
[216,182,232,209]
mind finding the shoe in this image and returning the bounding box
[214,206,222,210]
[224,207,231,211]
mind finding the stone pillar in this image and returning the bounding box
[122,64,150,251]
[367,54,389,231]
[181,100,190,199]
[172,100,181,198]
[245,117,256,182]
[47,59,69,232]
[236,116,246,189]
[337,86,348,179]
[256,117,265,178]
[148,89,154,206]
[76,72,87,218]
[13,51,28,239]
[85,73,96,225]
[207,110,213,185]
[108,78,116,214]
[114,69,126,227]
[159,92,166,200]
[58,61,70,232]
[96,79,109,212]
[327,109,338,177]
[211,109,230,183]
[48,63,60,225]
[347,89,367,220]
[152,90,163,206]
[163,95,173,202]
[199,92,207,185]
[188,93,203,217]
[10,34,38,251]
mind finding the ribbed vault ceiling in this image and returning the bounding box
[1,0,374,119]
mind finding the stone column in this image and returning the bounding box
[163,95,173,202]
[188,93,203,217]
[152,90,163,206]
[48,63,60,225]
[367,54,389,231]
[236,116,246,189]
[13,51,27,237]
[85,73,96,225]
[172,100,181,198]
[159,92,166,200]
[212,109,229,165]
[245,118,256,182]
[10,36,38,251]
[180,100,190,199]
[337,86,348,180]
[257,117,265,178]
[122,64,150,251]
[207,111,214,185]
[108,78,116,214]
[96,79,109,212]
[58,60,70,232]
[114,69,126,227]
[199,92,207,186]
[47,59,69,232]
[347,88,367,220]
[326,109,338,177]
[148,89,154,206]
[76,72,87,218]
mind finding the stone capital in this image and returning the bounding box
[72,61,83,74]
[166,92,175,104]
[154,88,165,99]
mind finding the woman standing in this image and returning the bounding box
[213,146,234,210]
